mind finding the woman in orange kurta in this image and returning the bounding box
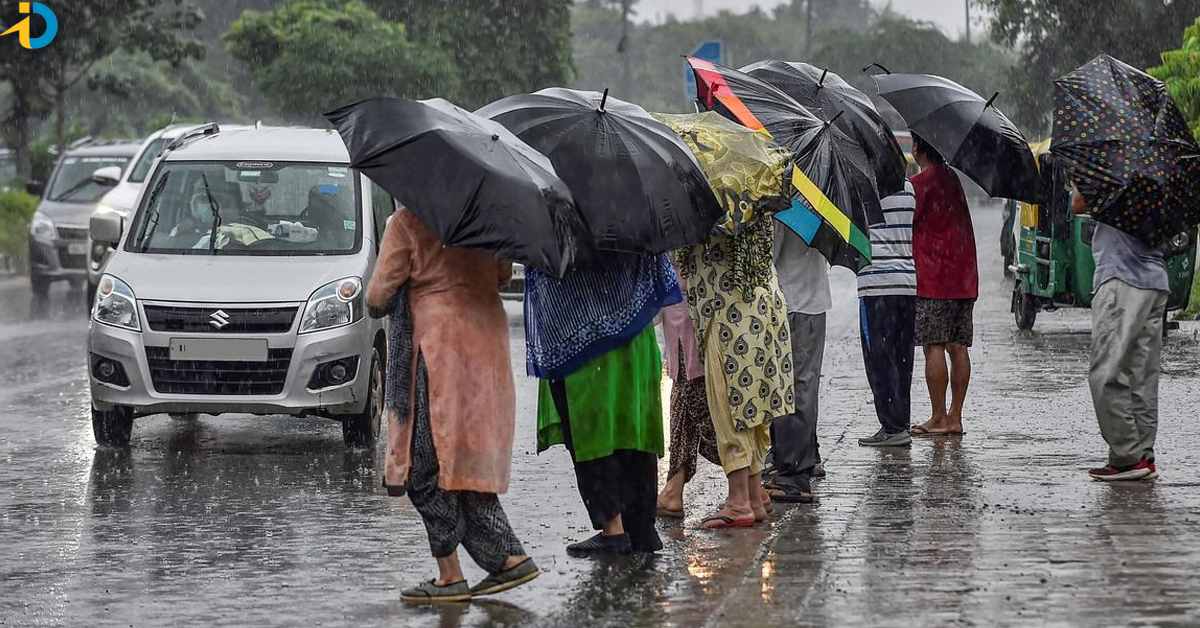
[367,209,537,602]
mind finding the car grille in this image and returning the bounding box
[143,305,298,334]
[145,346,292,395]
[59,253,88,270]
[56,226,88,241]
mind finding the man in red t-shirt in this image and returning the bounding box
[909,135,977,436]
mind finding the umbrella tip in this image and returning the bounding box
[600,88,609,112]
[985,91,1000,109]
[819,68,828,87]
[491,133,500,141]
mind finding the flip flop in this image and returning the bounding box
[656,506,685,519]
[700,513,755,529]
[911,424,933,435]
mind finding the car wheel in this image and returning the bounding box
[92,404,134,447]
[1013,286,1038,331]
[30,275,49,297]
[341,348,383,448]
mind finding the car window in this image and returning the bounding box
[367,178,395,244]
[128,138,168,183]
[47,155,131,203]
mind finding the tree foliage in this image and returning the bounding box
[978,0,1200,132]
[224,0,458,121]
[1149,17,1200,142]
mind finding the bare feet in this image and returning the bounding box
[751,484,771,522]
[656,473,685,514]
[914,414,964,435]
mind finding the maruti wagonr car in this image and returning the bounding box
[87,124,394,447]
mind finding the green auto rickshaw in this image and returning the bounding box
[1003,141,1197,332]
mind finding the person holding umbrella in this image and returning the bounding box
[910,134,976,436]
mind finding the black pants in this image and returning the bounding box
[859,295,915,434]
[549,380,662,553]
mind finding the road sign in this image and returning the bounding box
[684,40,723,103]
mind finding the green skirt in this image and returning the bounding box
[537,325,665,462]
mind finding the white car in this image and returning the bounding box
[87,123,394,448]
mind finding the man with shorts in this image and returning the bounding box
[910,135,976,436]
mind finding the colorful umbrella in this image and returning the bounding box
[650,111,791,237]
[871,71,1039,203]
[742,59,907,197]
[325,97,584,277]
[476,88,723,257]
[686,57,881,270]
[1051,54,1200,246]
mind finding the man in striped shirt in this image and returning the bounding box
[857,181,917,447]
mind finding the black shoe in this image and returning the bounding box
[813,462,826,478]
[567,533,632,556]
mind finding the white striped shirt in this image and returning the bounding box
[857,181,916,297]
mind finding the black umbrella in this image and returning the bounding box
[871,70,1039,203]
[1051,54,1200,247]
[686,57,883,270]
[476,88,722,256]
[325,97,584,277]
[742,59,906,197]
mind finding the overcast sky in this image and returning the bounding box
[636,0,981,39]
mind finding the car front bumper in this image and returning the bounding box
[88,308,376,418]
[29,228,89,281]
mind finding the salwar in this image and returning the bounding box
[768,312,824,488]
[549,380,663,553]
[408,357,525,574]
[704,327,771,475]
[1089,279,1167,468]
[666,349,720,483]
[859,296,915,434]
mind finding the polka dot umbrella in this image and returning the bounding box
[1051,54,1200,247]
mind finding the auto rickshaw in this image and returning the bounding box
[1003,141,1197,331]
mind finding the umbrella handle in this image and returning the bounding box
[984,91,999,109]
[862,63,891,74]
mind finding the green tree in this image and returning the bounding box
[368,0,575,109]
[224,0,458,121]
[978,0,1200,132]
[0,0,205,179]
[1149,17,1200,141]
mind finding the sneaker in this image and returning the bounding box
[566,532,632,556]
[1088,459,1153,482]
[859,428,912,447]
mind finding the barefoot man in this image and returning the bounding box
[909,135,977,436]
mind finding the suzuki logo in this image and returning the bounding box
[209,309,231,330]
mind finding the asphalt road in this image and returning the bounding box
[2,202,1199,626]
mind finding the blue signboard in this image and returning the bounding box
[684,40,723,103]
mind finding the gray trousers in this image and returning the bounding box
[769,312,825,487]
[1089,279,1167,468]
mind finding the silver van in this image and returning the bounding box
[87,124,392,448]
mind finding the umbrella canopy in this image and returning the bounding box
[650,111,791,236]
[872,71,1039,203]
[476,88,723,256]
[1051,54,1200,246]
[742,59,907,197]
[325,97,584,277]
[686,57,882,270]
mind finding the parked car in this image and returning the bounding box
[30,138,139,299]
[87,124,245,305]
[88,123,393,448]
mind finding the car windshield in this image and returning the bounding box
[48,155,130,202]
[127,161,361,256]
[128,138,168,183]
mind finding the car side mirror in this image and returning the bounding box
[91,166,122,187]
[90,211,124,246]
[25,179,44,197]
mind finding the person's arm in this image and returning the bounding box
[366,210,415,318]
[1071,188,1089,215]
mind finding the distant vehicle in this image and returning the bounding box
[1007,141,1196,332]
[0,147,17,186]
[88,123,391,448]
[29,138,140,299]
[87,124,243,305]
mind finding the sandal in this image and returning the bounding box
[401,578,472,603]
[700,512,756,529]
[470,558,539,597]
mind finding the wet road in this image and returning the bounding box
[3,202,1200,626]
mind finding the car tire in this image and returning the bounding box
[341,348,383,448]
[92,404,134,447]
[1013,286,1038,331]
[31,275,50,297]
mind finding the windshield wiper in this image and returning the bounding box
[135,171,171,252]
[51,177,96,202]
[201,173,221,253]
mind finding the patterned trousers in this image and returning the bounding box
[407,357,525,574]
[666,352,720,483]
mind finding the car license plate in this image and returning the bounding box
[169,338,268,362]
[67,242,88,255]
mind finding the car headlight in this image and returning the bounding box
[299,277,363,334]
[30,211,55,243]
[93,274,140,331]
